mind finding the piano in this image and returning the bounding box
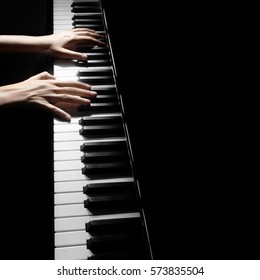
[2,0,258,262]
[52,0,153,260]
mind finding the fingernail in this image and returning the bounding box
[65,114,71,121]
[91,91,97,96]
[81,54,87,60]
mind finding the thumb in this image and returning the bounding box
[56,48,87,61]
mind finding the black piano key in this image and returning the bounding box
[79,124,123,136]
[78,102,120,113]
[91,94,118,103]
[88,250,145,260]
[85,217,142,234]
[74,24,104,31]
[78,54,111,66]
[81,150,129,163]
[72,6,101,13]
[87,53,110,60]
[79,115,123,126]
[72,0,101,7]
[79,76,114,85]
[77,59,110,67]
[84,194,137,211]
[87,233,142,252]
[93,87,117,96]
[72,13,103,20]
[76,46,108,55]
[82,162,131,176]
[73,17,102,24]
[78,67,112,76]
[80,140,128,153]
[83,181,135,195]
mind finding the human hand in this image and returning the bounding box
[42,28,106,60]
[0,71,96,121]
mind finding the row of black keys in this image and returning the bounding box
[83,181,138,214]
[71,0,106,48]
[86,217,147,259]
[79,134,131,177]
[68,1,151,260]
[82,181,149,259]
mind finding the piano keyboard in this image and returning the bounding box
[53,0,152,259]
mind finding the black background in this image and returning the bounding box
[0,0,54,260]
[0,0,258,260]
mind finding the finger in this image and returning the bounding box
[56,87,97,98]
[54,47,88,61]
[37,100,72,121]
[76,30,106,39]
[88,32,106,39]
[72,27,96,33]
[76,36,107,47]
[49,93,92,105]
[53,80,92,90]
[55,102,81,109]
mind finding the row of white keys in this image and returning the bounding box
[53,0,141,260]
[55,212,140,259]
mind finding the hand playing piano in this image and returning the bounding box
[42,28,106,60]
[0,28,106,61]
[0,71,96,121]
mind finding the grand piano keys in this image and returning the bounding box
[53,0,152,260]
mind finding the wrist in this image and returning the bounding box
[0,35,51,54]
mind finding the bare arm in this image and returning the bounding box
[0,28,106,60]
[0,72,97,121]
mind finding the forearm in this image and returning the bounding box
[0,35,50,53]
[0,83,26,106]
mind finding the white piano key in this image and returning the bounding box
[54,140,83,151]
[55,245,91,260]
[55,212,141,232]
[54,123,79,133]
[53,138,125,151]
[54,14,71,19]
[53,12,72,18]
[54,131,123,142]
[54,3,74,8]
[91,84,116,91]
[55,180,86,193]
[54,25,73,31]
[54,116,80,125]
[53,141,77,151]
[55,168,131,182]
[55,203,92,218]
[54,160,83,171]
[72,0,100,2]
[53,68,78,77]
[54,177,134,193]
[55,231,90,247]
[54,131,84,142]
[54,170,87,181]
[53,75,78,81]
[55,62,111,70]
[54,150,83,161]
[55,192,86,205]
